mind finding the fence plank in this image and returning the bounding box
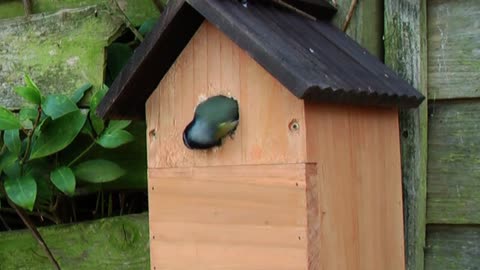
[425,225,480,270]
[385,1,428,269]
[427,0,480,100]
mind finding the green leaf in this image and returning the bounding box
[71,83,93,103]
[0,107,21,130]
[139,18,157,36]
[3,130,21,156]
[0,151,17,175]
[90,85,108,110]
[97,129,134,149]
[19,107,38,129]
[50,167,76,196]
[74,159,125,183]
[4,175,37,211]
[89,85,108,134]
[42,94,78,120]
[14,86,42,105]
[24,74,40,91]
[107,120,131,131]
[30,110,87,159]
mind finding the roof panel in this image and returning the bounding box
[98,0,424,119]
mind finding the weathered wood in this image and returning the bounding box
[148,164,312,270]
[0,213,149,269]
[0,6,124,110]
[145,22,307,168]
[385,1,428,270]
[305,103,405,270]
[331,0,383,57]
[425,225,480,270]
[427,0,480,100]
[427,101,480,224]
[0,0,164,25]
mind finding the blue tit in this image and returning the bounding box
[183,95,239,150]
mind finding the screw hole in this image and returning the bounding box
[289,119,300,131]
[149,129,157,139]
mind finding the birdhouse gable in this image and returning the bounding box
[98,0,424,120]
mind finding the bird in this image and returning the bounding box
[183,95,239,150]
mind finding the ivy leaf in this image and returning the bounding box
[107,120,131,131]
[50,167,76,196]
[0,107,22,130]
[30,110,87,159]
[42,94,78,120]
[4,175,37,211]
[3,129,21,156]
[71,83,93,103]
[97,129,134,149]
[74,159,125,183]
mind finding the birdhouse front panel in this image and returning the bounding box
[145,21,307,169]
[145,20,405,270]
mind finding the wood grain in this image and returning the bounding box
[145,21,307,169]
[305,103,405,270]
[427,101,480,224]
[425,225,480,270]
[148,163,312,270]
[385,1,428,269]
[427,0,480,99]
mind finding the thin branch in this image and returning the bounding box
[67,141,96,167]
[0,207,60,225]
[342,0,358,32]
[8,200,61,270]
[272,0,317,21]
[111,0,144,42]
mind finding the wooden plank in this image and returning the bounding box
[427,0,480,99]
[425,225,480,270]
[0,6,123,110]
[305,103,405,270]
[385,1,428,269]
[0,213,149,269]
[427,101,480,224]
[148,164,311,270]
[145,21,307,168]
[0,0,164,25]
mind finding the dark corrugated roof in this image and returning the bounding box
[98,0,424,119]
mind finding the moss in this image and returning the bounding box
[0,6,124,110]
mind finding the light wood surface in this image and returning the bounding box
[148,163,313,270]
[305,103,405,270]
[145,21,306,169]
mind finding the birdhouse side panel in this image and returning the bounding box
[147,163,314,270]
[145,21,307,169]
[305,103,405,270]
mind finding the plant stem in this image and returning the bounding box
[0,213,11,230]
[21,106,42,166]
[8,200,61,270]
[67,141,96,167]
[342,0,358,32]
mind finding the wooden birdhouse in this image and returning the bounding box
[98,0,424,269]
